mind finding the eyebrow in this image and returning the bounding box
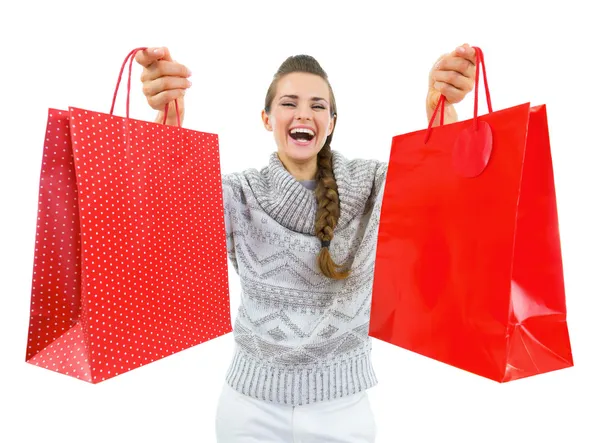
[279,94,329,103]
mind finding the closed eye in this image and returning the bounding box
[282,103,326,110]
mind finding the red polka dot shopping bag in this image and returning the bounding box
[25,48,232,383]
[369,47,574,382]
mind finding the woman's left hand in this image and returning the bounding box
[426,43,477,121]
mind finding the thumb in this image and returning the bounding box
[426,88,443,115]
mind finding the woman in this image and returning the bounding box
[135,44,476,442]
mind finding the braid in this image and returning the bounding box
[314,141,350,279]
[264,54,350,279]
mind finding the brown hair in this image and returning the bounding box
[264,55,350,280]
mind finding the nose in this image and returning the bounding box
[294,102,312,120]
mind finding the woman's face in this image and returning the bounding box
[262,72,335,168]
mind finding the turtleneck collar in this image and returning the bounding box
[244,150,370,235]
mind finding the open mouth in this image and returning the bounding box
[289,127,315,144]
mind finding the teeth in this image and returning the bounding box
[290,128,315,136]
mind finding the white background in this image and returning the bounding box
[1,0,598,442]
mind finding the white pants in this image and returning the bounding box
[215,383,377,442]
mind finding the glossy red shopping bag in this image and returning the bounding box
[26,48,232,383]
[370,47,573,382]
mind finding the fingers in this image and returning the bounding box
[431,81,467,104]
[432,69,474,94]
[430,57,474,104]
[141,59,192,82]
[429,43,478,104]
[142,70,191,110]
[435,55,474,79]
[135,46,192,112]
[143,75,192,98]
[135,47,173,68]
[452,43,477,65]
[147,89,187,111]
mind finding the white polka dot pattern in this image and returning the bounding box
[26,107,232,383]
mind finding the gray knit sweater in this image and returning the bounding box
[222,150,388,406]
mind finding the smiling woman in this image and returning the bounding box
[261,57,346,281]
[134,44,477,443]
[262,66,335,180]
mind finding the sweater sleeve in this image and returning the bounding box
[222,173,239,274]
[367,160,388,211]
[373,160,388,202]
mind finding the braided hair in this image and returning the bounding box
[264,55,349,280]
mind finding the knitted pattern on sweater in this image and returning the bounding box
[222,150,388,406]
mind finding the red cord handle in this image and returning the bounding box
[109,47,181,127]
[424,46,492,143]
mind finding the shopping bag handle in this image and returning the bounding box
[424,46,492,143]
[109,47,182,127]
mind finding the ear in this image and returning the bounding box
[327,113,336,136]
[261,109,273,131]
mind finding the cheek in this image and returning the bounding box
[271,113,290,135]
[318,117,332,137]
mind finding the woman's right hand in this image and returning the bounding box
[135,47,192,125]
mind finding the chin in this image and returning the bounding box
[280,139,321,163]
[283,147,319,163]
